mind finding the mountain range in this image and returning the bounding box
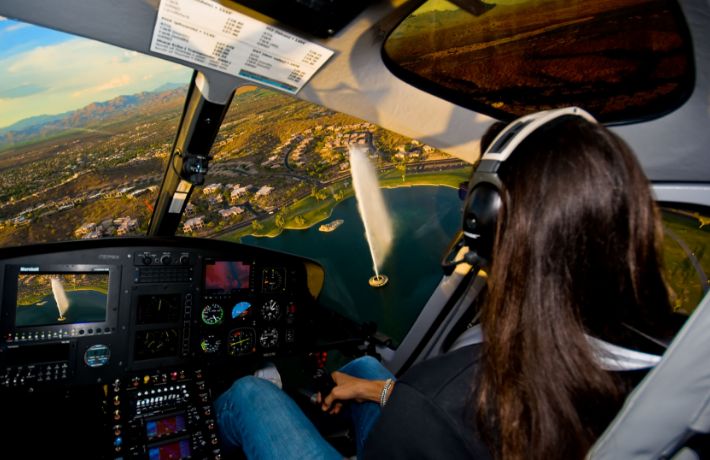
[0,82,187,149]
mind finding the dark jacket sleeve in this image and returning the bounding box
[362,345,492,460]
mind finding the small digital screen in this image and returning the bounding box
[148,439,191,460]
[146,414,186,440]
[205,261,250,292]
[15,273,109,327]
[137,294,181,325]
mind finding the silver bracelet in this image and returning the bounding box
[380,378,394,408]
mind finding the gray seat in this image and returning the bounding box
[589,290,710,460]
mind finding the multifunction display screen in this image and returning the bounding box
[146,414,187,440]
[15,272,109,327]
[148,438,191,460]
[204,261,250,292]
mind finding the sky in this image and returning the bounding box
[0,17,192,129]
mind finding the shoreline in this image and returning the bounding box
[234,178,464,240]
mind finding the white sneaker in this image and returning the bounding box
[254,362,282,390]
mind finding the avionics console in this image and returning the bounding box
[0,238,324,459]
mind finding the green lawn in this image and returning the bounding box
[379,168,471,188]
[661,209,710,315]
[221,167,471,242]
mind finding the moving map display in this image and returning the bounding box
[15,273,109,327]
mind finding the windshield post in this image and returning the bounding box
[148,71,234,236]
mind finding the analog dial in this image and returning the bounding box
[231,301,252,319]
[200,335,222,354]
[261,299,281,321]
[262,267,285,292]
[259,327,279,349]
[228,328,256,356]
[136,329,178,359]
[201,303,224,326]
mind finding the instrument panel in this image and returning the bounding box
[0,237,324,389]
[0,238,325,458]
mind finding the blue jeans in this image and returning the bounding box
[215,356,395,459]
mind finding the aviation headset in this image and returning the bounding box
[462,107,597,265]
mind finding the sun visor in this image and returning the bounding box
[150,0,334,96]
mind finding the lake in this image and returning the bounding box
[242,185,462,345]
[16,290,108,327]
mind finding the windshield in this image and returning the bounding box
[661,207,710,315]
[1,18,706,346]
[179,86,472,345]
[0,19,191,245]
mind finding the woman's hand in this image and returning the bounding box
[320,372,393,415]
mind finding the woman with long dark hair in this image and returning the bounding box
[215,108,673,460]
[471,112,673,459]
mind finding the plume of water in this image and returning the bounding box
[349,145,393,276]
[50,277,70,321]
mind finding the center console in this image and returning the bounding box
[107,366,219,459]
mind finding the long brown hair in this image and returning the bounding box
[475,117,672,459]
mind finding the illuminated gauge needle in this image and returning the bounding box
[231,338,251,346]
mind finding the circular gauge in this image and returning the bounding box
[261,299,281,321]
[200,335,222,354]
[84,344,111,368]
[231,301,252,319]
[201,303,224,325]
[259,327,279,349]
[262,268,285,292]
[228,328,256,356]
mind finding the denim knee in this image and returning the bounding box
[339,355,394,380]
[217,375,274,413]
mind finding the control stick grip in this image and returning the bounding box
[298,368,337,405]
[313,368,336,397]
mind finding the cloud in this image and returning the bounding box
[0,38,192,128]
[4,23,30,32]
[72,75,133,97]
[0,84,47,99]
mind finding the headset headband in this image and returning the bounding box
[461,107,597,266]
[482,106,596,162]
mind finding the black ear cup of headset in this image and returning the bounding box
[462,181,501,264]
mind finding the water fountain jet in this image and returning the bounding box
[50,276,70,321]
[349,145,393,288]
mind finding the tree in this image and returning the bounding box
[251,220,264,232]
[275,212,286,229]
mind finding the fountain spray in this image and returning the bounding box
[50,276,70,321]
[348,145,393,287]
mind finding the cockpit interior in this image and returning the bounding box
[0,0,709,458]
